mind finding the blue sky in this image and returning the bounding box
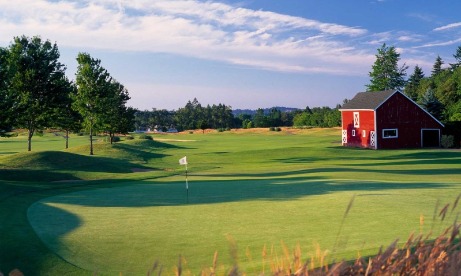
[1,0,461,110]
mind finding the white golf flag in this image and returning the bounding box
[179,156,188,165]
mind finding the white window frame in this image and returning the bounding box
[382,128,398,139]
[352,129,356,136]
[362,130,366,138]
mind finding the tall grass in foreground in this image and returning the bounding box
[150,195,461,275]
[141,220,461,275]
[177,196,461,275]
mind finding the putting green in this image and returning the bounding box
[27,178,459,274]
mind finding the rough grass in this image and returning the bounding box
[1,128,461,275]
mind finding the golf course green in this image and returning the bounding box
[1,128,460,275]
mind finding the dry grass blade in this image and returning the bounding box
[332,195,355,255]
[175,255,182,276]
[439,203,450,221]
[431,199,440,231]
[147,260,159,276]
[452,193,461,213]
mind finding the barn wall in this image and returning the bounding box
[376,93,442,149]
[341,110,375,148]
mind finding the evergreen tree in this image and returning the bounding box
[432,55,444,77]
[404,65,425,101]
[367,43,408,91]
[450,46,461,70]
[418,88,444,121]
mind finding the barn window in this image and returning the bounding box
[353,112,360,128]
[352,129,356,136]
[362,130,366,137]
[382,129,398,138]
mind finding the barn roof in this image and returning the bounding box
[340,90,396,110]
[340,89,445,127]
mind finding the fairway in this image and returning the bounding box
[2,128,461,275]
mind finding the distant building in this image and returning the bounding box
[340,90,444,149]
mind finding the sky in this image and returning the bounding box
[1,0,461,111]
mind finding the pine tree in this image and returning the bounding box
[450,46,461,70]
[418,88,444,120]
[432,55,444,77]
[404,65,425,101]
[367,43,408,92]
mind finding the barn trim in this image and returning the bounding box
[373,111,378,149]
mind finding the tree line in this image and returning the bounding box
[0,35,135,154]
[134,101,342,132]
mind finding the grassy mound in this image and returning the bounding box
[0,139,176,181]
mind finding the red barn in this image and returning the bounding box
[339,90,444,149]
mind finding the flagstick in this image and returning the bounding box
[185,163,189,204]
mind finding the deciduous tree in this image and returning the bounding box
[0,47,12,135]
[101,80,132,144]
[53,81,82,148]
[73,52,112,155]
[2,35,68,150]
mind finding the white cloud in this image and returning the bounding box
[414,38,461,48]
[0,0,373,75]
[398,34,422,42]
[433,22,461,32]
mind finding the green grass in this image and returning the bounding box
[1,128,461,275]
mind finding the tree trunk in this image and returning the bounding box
[27,127,34,152]
[65,129,69,149]
[28,132,32,151]
[90,126,94,155]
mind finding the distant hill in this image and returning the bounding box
[232,107,300,116]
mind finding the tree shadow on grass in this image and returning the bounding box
[274,149,461,176]
[0,169,81,182]
[41,176,451,208]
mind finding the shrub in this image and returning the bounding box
[5,132,18,137]
[103,136,121,143]
[269,127,275,131]
[441,135,454,148]
[275,127,282,132]
[125,135,134,140]
[138,134,153,140]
